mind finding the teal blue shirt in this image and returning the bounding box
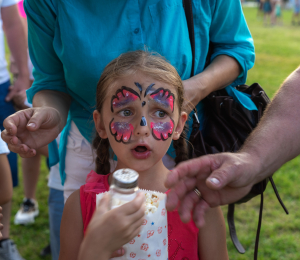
[25,0,255,184]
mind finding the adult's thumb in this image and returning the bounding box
[26,109,48,131]
[206,167,233,191]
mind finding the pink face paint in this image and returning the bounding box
[110,118,134,143]
[150,118,174,141]
[150,88,175,112]
[111,86,140,112]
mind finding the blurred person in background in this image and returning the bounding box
[9,4,64,258]
[263,0,274,25]
[0,130,22,260]
[0,0,30,259]
[274,0,283,25]
[0,130,12,247]
[9,0,39,228]
[0,130,12,207]
[292,0,300,25]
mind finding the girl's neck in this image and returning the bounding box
[109,159,169,193]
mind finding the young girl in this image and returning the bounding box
[59,51,228,260]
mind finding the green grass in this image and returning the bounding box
[7,6,300,260]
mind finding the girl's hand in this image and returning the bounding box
[1,107,62,158]
[78,193,145,260]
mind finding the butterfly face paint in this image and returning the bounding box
[150,118,174,141]
[150,88,174,112]
[111,86,140,112]
[110,118,134,143]
[109,82,176,144]
[146,85,176,141]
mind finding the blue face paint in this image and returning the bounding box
[142,101,146,107]
[134,82,143,94]
[144,83,155,97]
[140,116,147,126]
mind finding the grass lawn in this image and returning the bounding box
[7,6,300,260]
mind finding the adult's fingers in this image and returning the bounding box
[1,130,36,157]
[177,189,201,223]
[165,156,213,189]
[166,177,197,212]
[2,111,27,136]
[192,199,210,228]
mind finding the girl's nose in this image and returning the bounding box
[135,116,150,137]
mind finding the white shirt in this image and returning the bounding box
[0,130,9,154]
[0,0,19,84]
[48,134,64,191]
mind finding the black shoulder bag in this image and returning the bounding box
[182,1,288,259]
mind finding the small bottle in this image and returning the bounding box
[109,168,139,209]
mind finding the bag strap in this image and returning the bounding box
[228,183,265,259]
[183,0,195,78]
[183,1,268,258]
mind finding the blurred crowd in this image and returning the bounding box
[255,0,300,26]
[0,1,62,260]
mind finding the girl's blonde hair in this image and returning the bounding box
[93,50,188,175]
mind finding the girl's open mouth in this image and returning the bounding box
[134,146,148,152]
[131,145,151,159]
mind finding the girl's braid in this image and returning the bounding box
[92,132,110,175]
[173,125,189,165]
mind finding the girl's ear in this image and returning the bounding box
[173,111,188,140]
[93,110,108,139]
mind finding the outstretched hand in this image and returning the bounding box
[1,107,62,157]
[165,152,259,228]
[78,193,145,260]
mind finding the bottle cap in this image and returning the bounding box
[112,169,139,189]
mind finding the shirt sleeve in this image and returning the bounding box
[209,0,255,86]
[0,131,10,155]
[24,0,68,104]
[1,0,19,8]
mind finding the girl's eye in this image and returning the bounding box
[119,110,133,117]
[155,110,166,118]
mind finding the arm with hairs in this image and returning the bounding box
[165,66,300,227]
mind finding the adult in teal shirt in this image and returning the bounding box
[2,0,255,200]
